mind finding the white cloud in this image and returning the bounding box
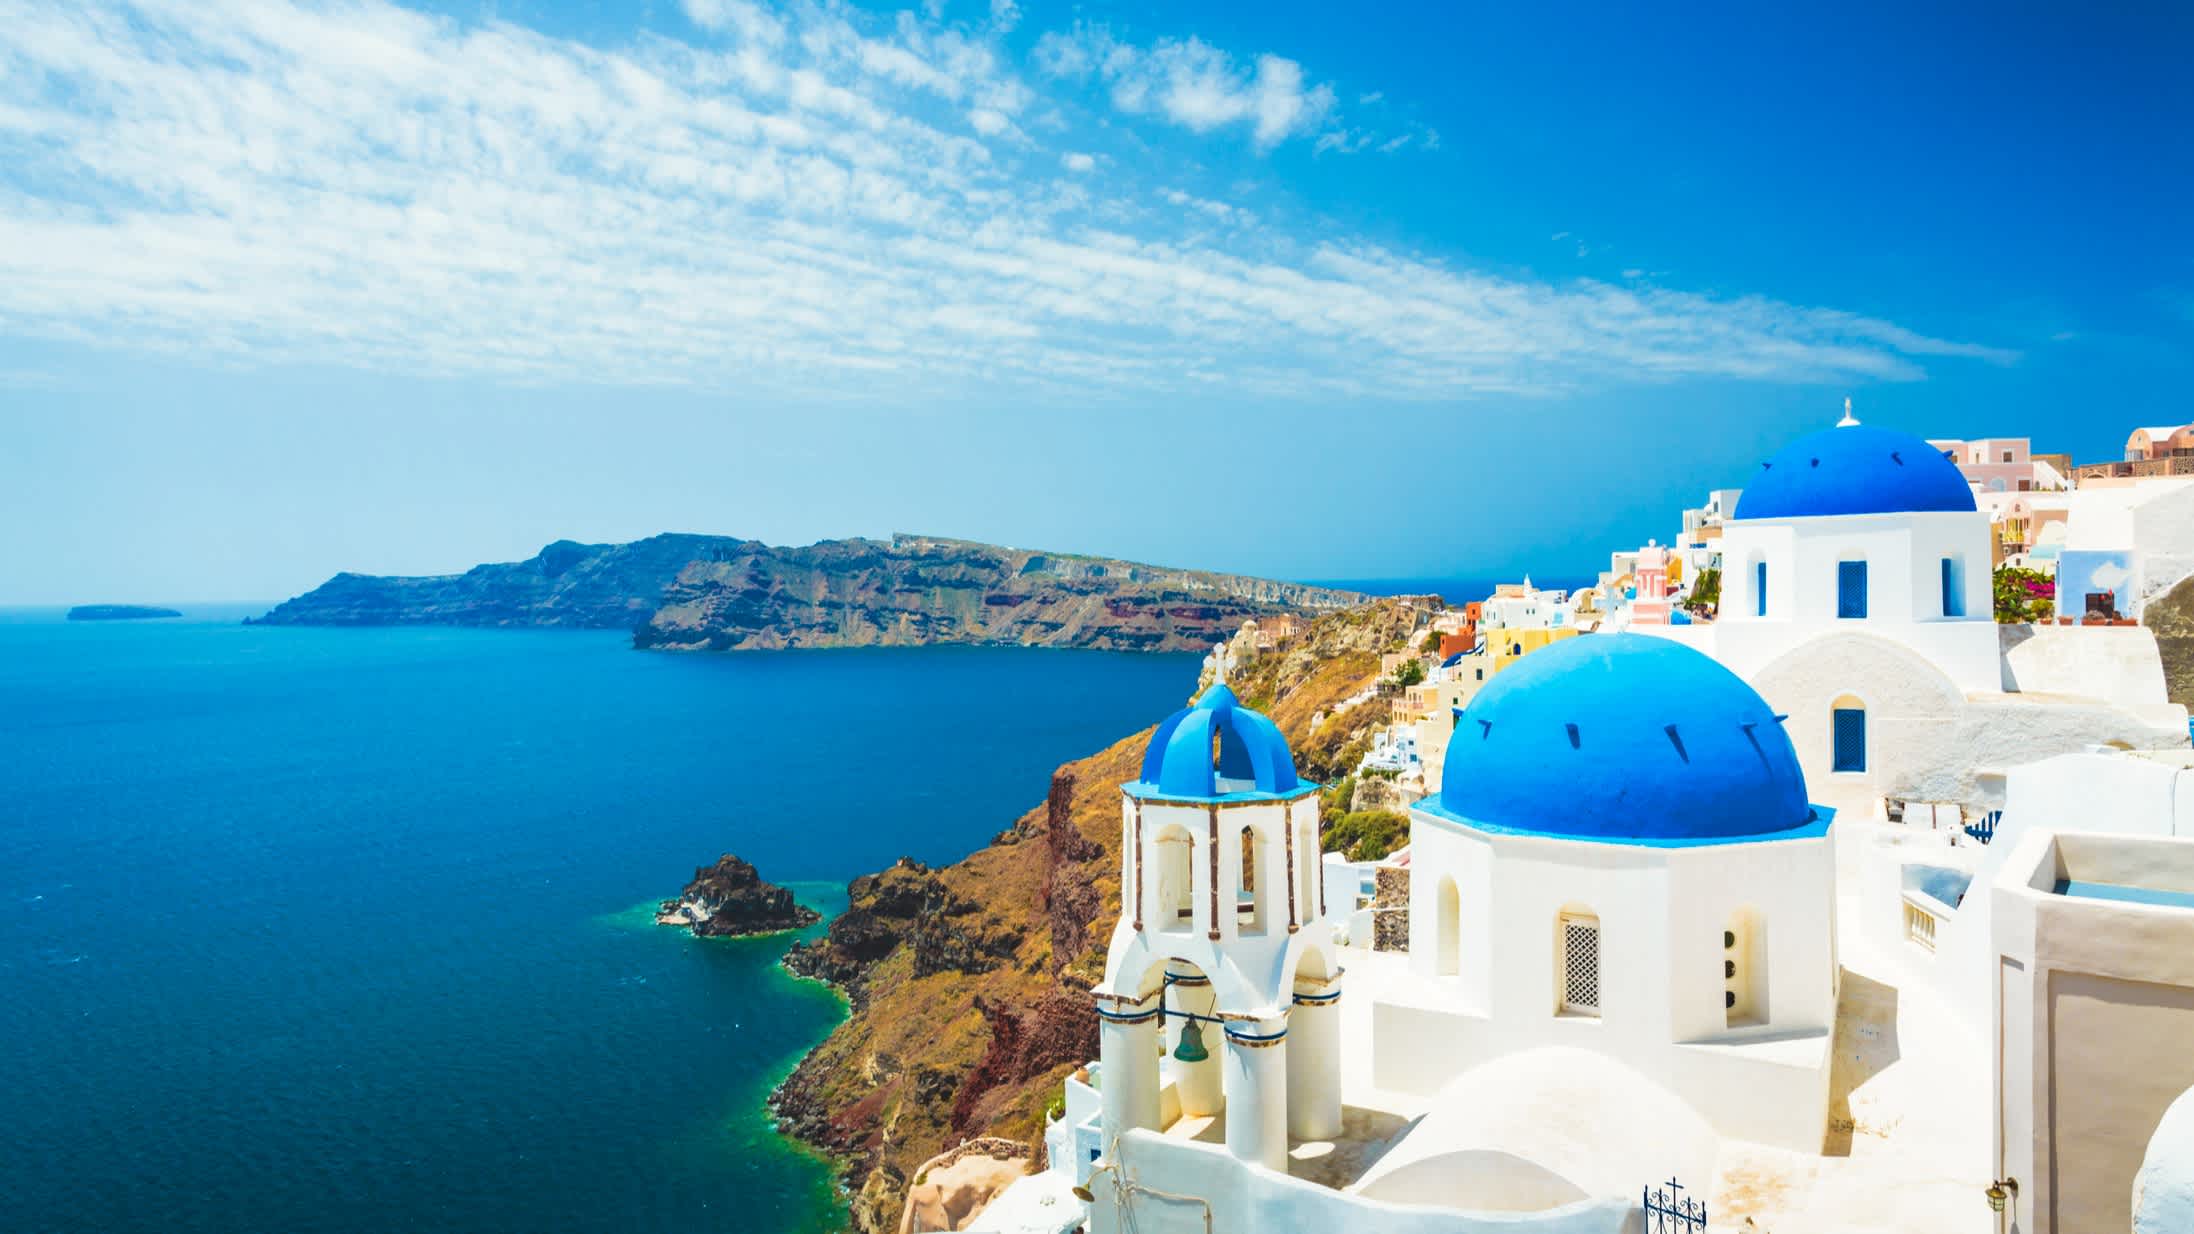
[0,0,2015,402]
[1032,27,1334,151]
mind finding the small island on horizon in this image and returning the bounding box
[67,605,183,621]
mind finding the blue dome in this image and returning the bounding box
[1133,684,1305,801]
[1734,424,1976,520]
[1429,634,1821,845]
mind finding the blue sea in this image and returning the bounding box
[0,609,1196,1234]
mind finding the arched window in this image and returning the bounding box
[1153,825,1195,934]
[1753,558,1768,618]
[1724,908,1768,1028]
[1435,876,1461,976]
[1557,908,1601,1016]
[1831,695,1867,773]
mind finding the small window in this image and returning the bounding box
[1837,561,1868,619]
[1753,560,1767,618]
[2002,450,2014,462]
[1832,705,1866,773]
[1941,556,1964,617]
[1558,913,1601,1015]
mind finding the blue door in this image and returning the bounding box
[1832,707,1866,772]
[1837,561,1869,619]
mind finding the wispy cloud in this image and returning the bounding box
[1031,25,1336,151]
[0,0,2013,401]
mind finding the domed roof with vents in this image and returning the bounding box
[1127,683,1309,802]
[1423,634,1828,846]
[1733,423,1977,520]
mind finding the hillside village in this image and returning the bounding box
[859,409,2194,1234]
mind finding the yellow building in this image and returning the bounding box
[1401,624,1581,793]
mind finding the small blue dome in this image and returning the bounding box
[1430,634,1819,845]
[1734,424,1976,520]
[1133,683,1304,800]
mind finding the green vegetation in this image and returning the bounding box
[1994,565,2055,623]
[1323,809,1408,862]
[1685,566,1720,617]
[1420,629,1444,654]
[1043,1093,1065,1124]
[1392,658,1427,687]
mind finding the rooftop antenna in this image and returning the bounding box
[1836,396,1860,428]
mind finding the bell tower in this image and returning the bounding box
[1092,683,1343,1172]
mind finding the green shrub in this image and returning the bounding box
[1322,809,1408,862]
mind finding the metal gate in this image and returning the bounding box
[1642,1178,1706,1234]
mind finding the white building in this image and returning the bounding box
[1637,413,2186,813]
[1379,634,1838,1153]
[1090,683,1341,1176]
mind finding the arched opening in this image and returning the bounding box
[1294,809,1320,926]
[1435,875,1461,976]
[1556,906,1601,1017]
[1830,694,1867,774]
[1153,824,1195,934]
[1237,823,1267,935]
[1158,958,1223,1123]
[1724,907,1768,1028]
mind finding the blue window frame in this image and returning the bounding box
[1941,556,1964,617]
[1832,707,1866,772]
[1837,561,1869,619]
[1754,560,1767,617]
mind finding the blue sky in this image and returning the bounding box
[3,0,2189,604]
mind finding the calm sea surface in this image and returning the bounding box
[0,609,1195,1234]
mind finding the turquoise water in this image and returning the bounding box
[0,609,1195,1233]
[2053,878,2194,911]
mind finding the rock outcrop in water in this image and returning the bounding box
[768,598,1429,1234]
[657,855,820,938]
[252,532,1359,653]
[67,605,182,621]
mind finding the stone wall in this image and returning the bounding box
[1372,864,1410,952]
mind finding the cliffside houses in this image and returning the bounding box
[966,407,2194,1234]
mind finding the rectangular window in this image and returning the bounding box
[1941,556,1965,617]
[1837,560,1868,619]
[1754,560,1767,617]
[1832,707,1867,773]
[1559,915,1601,1014]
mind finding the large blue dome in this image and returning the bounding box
[1734,424,1976,520]
[1428,634,1822,845]
[1131,683,1305,801]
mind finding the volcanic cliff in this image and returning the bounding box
[769,598,1425,1233]
[635,535,1361,653]
[252,533,1359,653]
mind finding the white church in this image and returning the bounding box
[963,413,2194,1234]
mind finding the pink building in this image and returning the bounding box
[1927,437,2063,494]
[2126,424,2194,461]
[1630,541,1672,625]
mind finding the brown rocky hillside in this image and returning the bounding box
[770,598,1431,1233]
